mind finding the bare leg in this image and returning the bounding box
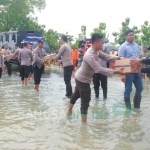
[35,84,39,92]
[24,78,28,86]
[82,114,87,123]
[28,73,31,81]
[32,74,34,81]
[67,103,74,116]
[22,80,25,85]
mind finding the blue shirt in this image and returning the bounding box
[118,41,141,58]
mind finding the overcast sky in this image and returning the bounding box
[36,0,150,42]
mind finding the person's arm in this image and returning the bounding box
[34,50,44,65]
[53,45,65,60]
[85,54,124,77]
[30,51,33,62]
[76,50,78,59]
[8,50,11,55]
[98,51,120,62]
[42,49,47,57]
[18,51,21,63]
[79,51,84,56]
[141,67,150,73]
[8,50,18,60]
[141,58,150,65]
[130,58,150,66]
[118,45,126,58]
[1,56,5,72]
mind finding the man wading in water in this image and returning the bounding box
[52,35,74,98]
[67,34,124,123]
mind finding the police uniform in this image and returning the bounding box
[33,47,46,85]
[2,48,11,76]
[0,51,4,79]
[18,47,33,81]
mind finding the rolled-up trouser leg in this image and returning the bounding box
[21,65,25,81]
[64,65,74,97]
[76,80,91,114]
[70,84,80,105]
[0,67,2,78]
[100,74,107,99]
[93,73,100,98]
[24,66,30,78]
[33,65,42,85]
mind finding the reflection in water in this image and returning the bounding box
[0,66,150,150]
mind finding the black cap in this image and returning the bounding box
[38,40,44,44]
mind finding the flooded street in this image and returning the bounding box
[0,66,150,150]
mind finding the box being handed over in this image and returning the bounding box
[114,59,141,73]
[43,53,56,66]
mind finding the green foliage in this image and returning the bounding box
[91,23,107,38]
[141,21,150,46]
[0,0,46,31]
[43,30,74,52]
[112,18,141,45]
[74,25,87,48]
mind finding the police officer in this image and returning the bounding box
[33,40,47,92]
[18,42,33,86]
[8,43,22,76]
[2,44,11,76]
[28,43,34,80]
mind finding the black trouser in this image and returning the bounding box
[70,79,91,114]
[29,65,33,74]
[17,61,21,77]
[21,65,30,81]
[76,60,78,67]
[33,65,43,85]
[93,73,107,99]
[5,61,11,76]
[64,65,74,97]
[0,67,2,78]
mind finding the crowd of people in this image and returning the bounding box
[1,30,150,123]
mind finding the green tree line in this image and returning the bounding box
[0,0,150,52]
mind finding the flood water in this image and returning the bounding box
[0,66,150,150]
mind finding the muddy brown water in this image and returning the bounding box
[0,66,150,150]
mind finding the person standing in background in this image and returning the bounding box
[52,35,74,98]
[93,57,108,100]
[142,47,150,81]
[28,43,34,81]
[8,44,22,76]
[0,48,4,79]
[71,46,78,70]
[18,43,33,86]
[118,29,143,110]
[33,40,47,92]
[2,44,12,76]
[78,45,85,67]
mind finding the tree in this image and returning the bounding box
[74,25,87,48]
[43,29,61,52]
[43,29,74,52]
[112,18,141,45]
[0,0,46,31]
[141,21,150,46]
[91,23,107,38]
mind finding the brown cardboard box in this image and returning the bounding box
[115,59,141,73]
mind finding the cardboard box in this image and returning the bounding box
[43,53,56,66]
[114,59,141,73]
